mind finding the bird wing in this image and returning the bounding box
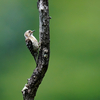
[25,39,38,62]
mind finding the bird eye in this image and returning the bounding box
[29,30,31,33]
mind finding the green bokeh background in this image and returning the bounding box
[0,0,100,100]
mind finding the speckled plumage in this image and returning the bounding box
[24,30,39,62]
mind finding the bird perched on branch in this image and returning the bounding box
[24,30,39,62]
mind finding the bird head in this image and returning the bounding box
[24,30,35,38]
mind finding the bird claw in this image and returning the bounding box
[38,42,41,48]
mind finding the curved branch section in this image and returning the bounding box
[22,0,50,100]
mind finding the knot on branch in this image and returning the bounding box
[43,47,48,58]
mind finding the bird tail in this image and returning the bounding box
[32,51,38,62]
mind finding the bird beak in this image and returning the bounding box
[32,30,35,33]
[30,30,35,35]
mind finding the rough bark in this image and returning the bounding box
[22,0,50,100]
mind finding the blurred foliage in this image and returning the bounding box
[0,0,100,100]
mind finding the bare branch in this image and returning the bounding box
[22,0,50,100]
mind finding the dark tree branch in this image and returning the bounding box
[22,0,50,100]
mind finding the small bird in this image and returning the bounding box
[24,30,39,62]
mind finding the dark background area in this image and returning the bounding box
[0,0,100,100]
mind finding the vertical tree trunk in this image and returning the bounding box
[22,0,50,100]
